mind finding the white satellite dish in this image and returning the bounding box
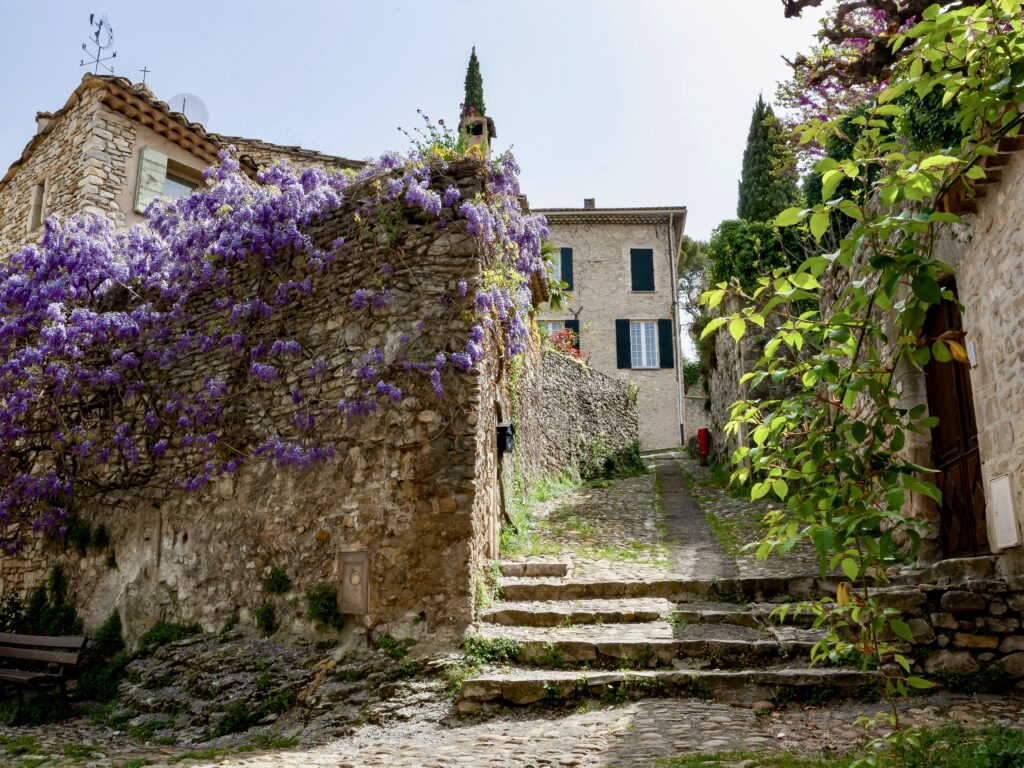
[168,93,210,127]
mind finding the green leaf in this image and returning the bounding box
[919,154,960,170]
[810,212,830,242]
[699,317,726,340]
[841,558,860,581]
[907,676,936,689]
[729,318,746,342]
[932,339,952,362]
[772,478,789,499]
[912,274,942,304]
[774,207,805,227]
[821,169,844,201]
[890,619,915,642]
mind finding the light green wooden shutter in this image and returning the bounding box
[134,147,167,213]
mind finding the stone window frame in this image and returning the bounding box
[630,320,659,369]
[27,178,48,234]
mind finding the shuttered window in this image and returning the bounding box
[560,247,574,291]
[630,321,658,368]
[630,249,655,291]
[564,318,580,349]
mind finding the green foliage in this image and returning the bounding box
[462,46,486,117]
[74,651,131,703]
[707,219,803,291]
[463,634,522,665]
[220,613,240,635]
[15,566,82,637]
[136,620,200,652]
[705,3,1024,739]
[661,724,1024,768]
[262,567,292,595]
[682,361,699,389]
[90,610,125,658]
[255,603,277,635]
[896,87,964,152]
[579,439,646,482]
[737,96,800,222]
[305,583,345,630]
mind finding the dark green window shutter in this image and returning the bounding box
[560,247,574,291]
[658,318,674,369]
[615,319,631,369]
[630,249,655,291]
[564,319,580,350]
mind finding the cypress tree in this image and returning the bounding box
[737,96,799,221]
[463,47,486,117]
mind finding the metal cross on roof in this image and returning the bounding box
[140,66,150,84]
[79,13,117,75]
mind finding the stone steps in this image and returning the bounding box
[499,574,835,603]
[498,561,570,578]
[459,667,878,709]
[473,622,823,670]
[480,597,671,627]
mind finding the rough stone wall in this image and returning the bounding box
[938,147,1024,559]
[0,162,519,649]
[536,351,639,479]
[536,220,682,450]
[682,394,709,444]
[884,557,1024,680]
[225,137,364,174]
[0,88,110,253]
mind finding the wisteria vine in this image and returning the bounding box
[0,126,548,551]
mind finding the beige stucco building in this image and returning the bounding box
[534,202,687,450]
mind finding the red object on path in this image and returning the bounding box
[697,428,710,466]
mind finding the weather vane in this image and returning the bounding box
[79,13,116,75]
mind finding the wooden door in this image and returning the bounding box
[924,290,989,557]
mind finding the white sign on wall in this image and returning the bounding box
[989,473,1020,551]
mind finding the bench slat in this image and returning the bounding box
[0,646,79,666]
[0,633,85,650]
[0,669,61,683]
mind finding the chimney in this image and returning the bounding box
[35,112,53,135]
[583,198,595,209]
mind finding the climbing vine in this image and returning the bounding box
[0,115,548,551]
[706,0,1024,743]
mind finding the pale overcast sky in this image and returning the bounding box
[0,1,825,241]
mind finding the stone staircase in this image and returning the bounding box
[458,561,879,711]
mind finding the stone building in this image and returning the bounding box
[534,202,687,450]
[0,74,361,255]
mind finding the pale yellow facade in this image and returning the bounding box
[535,208,686,450]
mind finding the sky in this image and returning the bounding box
[0,1,826,241]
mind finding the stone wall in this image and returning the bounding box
[0,86,110,253]
[536,351,638,479]
[936,146,1024,559]
[682,394,709,445]
[0,161,523,649]
[883,558,1024,681]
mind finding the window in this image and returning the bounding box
[135,148,203,212]
[540,320,564,337]
[630,248,655,291]
[28,182,46,232]
[547,247,574,292]
[163,171,197,200]
[630,321,658,368]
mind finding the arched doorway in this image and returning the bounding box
[924,283,989,557]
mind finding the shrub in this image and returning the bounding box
[262,567,292,595]
[136,621,200,651]
[305,584,344,630]
[255,603,277,635]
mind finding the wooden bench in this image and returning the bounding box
[0,632,85,723]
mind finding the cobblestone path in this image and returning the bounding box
[7,455,1024,767]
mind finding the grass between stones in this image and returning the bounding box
[656,724,1024,768]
